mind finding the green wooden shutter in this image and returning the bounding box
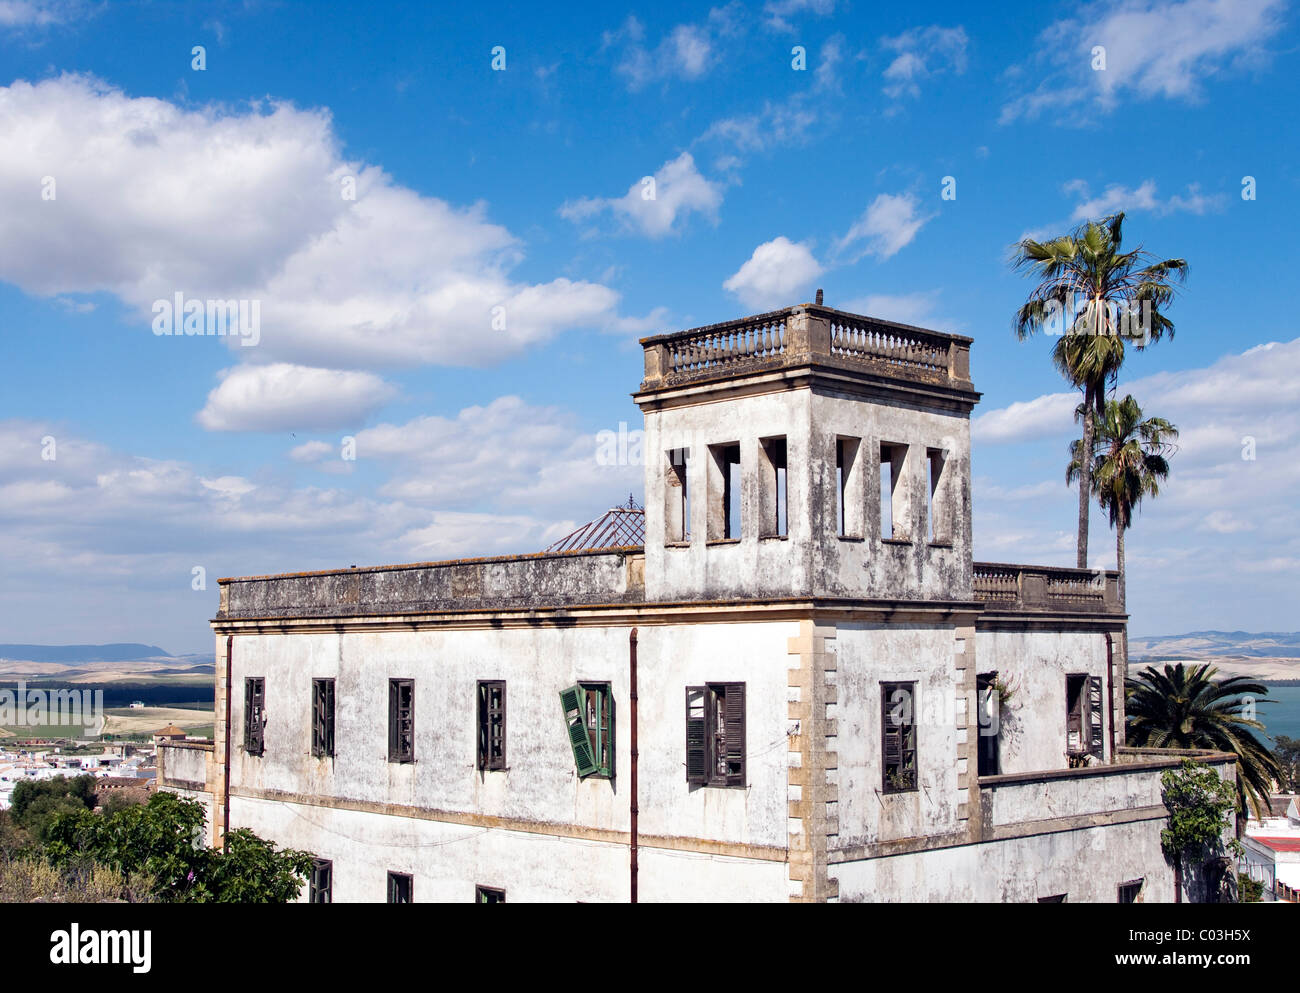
[685,687,707,783]
[560,685,598,777]
[604,685,614,778]
[724,683,746,786]
[388,680,399,761]
[477,682,488,770]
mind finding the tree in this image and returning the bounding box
[1012,213,1187,568]
[8,774,97,843]
[1068,394,1176,606]
[44,792,314,903]
[1273,735,1300,793]
[1128,663,1282,821]
[1161,759,1240,902]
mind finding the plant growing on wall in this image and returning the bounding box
[1160,759,1241,903]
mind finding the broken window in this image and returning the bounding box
[387,871,413,904]
[476,885,506,903]
[879,443,907,539]
[707,443,742,540]
[477,680,506,771]
[559,682,613,779]
[388,678,415,764]
[309,858,332,903]
[243,677,265,756]
[311,678,335,758]
[926,447,948,542]
[1066,674,1104,759]
[759,437,787,538]
[1117,879,1143,903]
[881,681,918,793]
[665,448,690,542]
[685,683,746,787]
[1038,893,1068,903]
[975,672,999,777]
[836,437,862,537]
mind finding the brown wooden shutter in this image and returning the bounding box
[685,687,707,783]
[477,681,488,770]
[724,682,746,786]
[1088,675,1104,757]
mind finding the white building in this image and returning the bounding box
[159,301,1235,902]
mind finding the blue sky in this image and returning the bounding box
[0,0,1296,652]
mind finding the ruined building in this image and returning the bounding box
[159,301,1234,902]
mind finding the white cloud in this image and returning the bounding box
[197,364,397,432]
[1000,0,1287,124]
[834,193,934,262]
[722,237,823,311]
[604,7,744,90]
[880,25,969,102]
[560,152,723,238]
[0,75,627,369]
[0,0,80,27]
[699,95,818,154]
[973,391,1078,445]
[1067,178,1225,220]
[762,0,835,33]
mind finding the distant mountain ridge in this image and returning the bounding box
[1130,631,1300,659]
[0,643,172,664]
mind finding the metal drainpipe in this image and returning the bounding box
[629,627,639,904]
[222,634,233,850]
[1105,632,1116,760]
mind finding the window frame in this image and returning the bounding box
[388,678,415,764]
[476,885,506,904]
[560,682,614,779]
[311,677,335,758]
[1117,879,1143,903]
[477,679,507,772]
[387,871,413,904]
[685,682,746,788]
[243,677,265,756]
[881,681,918,794]
[1066,673,1104,759]
[309,858,332,903]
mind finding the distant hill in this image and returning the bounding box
[1129,631,1300,681]
[0,643,172,664]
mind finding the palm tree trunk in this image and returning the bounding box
[1077,393,1094,568]
[1116,523,1126,608]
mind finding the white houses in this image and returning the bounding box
[160,301,1235,902]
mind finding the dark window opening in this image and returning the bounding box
[560,682,614,779]
[244,677,265,756]
[976,672,999,777]
[1066,674,1104,759]
[1118,879,1143,903]
[388,678,415,764]
[1038,893,1068,903]
[478,680,506,771]
[881,681,918,793]
[387,871,412,904]
[685,683,746,787]
[476,885,506,903]
[309,859,332,903]
[311,678,335,758]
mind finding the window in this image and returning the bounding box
[707,443,741,540]
[476,885,506,904]
[560,683,613,779]
[879,443,907,539]
[387,871,412,904]
[975,672,999,777]
[243,677,265,756]
[309,859,332,903]
[881,682,917,793]
[836,437,862,537]
[1066,674,1103,758]
[759,437,787,538]
[926,447,948,542]
[477,680,506,771]
[1038,893,1068,903]
[665,448,690,542]
[1118,879,1143,903]
[685,683,746,787]
[311,678,335,758]
[389,679,415,763]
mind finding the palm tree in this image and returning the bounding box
[1012,213,1187,568]
[1067,394,1177,607]
[1127,662,1282,822]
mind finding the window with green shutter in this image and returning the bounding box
[881,681,917,793]
[560,682,613,779]
[389,678,414,763]
[685,683,745,787]
[311,678,335,758]
[477,680,506,771]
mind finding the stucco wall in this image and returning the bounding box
[976,629,1114,774]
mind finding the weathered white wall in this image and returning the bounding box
[976,629,1114,773]
[834,818,1172,902]
[831,621,965,847]
[224,619,796,902]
